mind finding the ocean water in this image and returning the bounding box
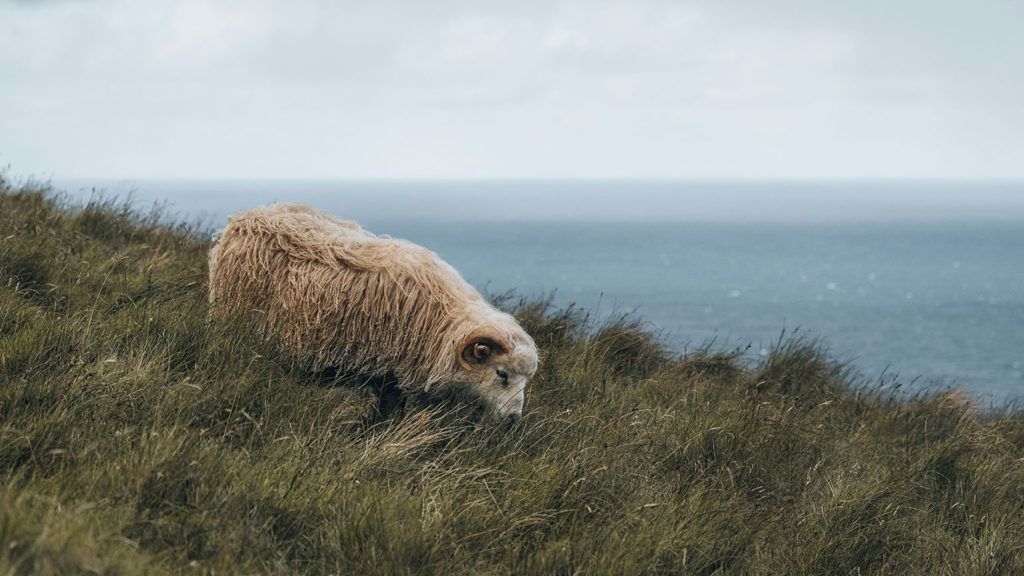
[390,221,1024,402]
[55,180,1024,402]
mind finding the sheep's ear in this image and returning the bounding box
[459,328,510,370]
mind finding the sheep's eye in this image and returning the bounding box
[496,369,509,382]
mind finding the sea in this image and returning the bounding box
[53,180,1024,403]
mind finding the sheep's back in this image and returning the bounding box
[209,204,476,385]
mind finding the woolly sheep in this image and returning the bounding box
[207,203,539,419]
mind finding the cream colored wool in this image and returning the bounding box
[208,203,538,417]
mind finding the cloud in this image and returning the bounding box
[1,0,1022,179]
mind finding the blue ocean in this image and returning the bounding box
[57,180,1024,402]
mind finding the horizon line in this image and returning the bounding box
[48,176,1024,185]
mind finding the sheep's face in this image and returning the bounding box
[456,327,539,420]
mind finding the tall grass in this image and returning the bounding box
[2,178,1023,575]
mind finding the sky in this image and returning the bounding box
[2,0,1024,180]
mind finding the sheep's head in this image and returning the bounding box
[454,326,538,420]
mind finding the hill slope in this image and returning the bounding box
[2,179,1023,575]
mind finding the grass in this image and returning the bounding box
[2,176,1024,575]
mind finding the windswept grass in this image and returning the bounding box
[2,177,1024,575]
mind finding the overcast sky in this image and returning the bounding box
[2,0,1023,180]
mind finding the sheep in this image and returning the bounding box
[208,203,539,419]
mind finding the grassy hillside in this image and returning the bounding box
[2,177,1024,575]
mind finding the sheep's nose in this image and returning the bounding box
[506,412,521,423]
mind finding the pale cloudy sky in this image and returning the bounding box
[1,0,1023,180]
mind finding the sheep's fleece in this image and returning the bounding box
[208,203,538,418]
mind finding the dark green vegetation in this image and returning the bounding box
[2,178,1024,575]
